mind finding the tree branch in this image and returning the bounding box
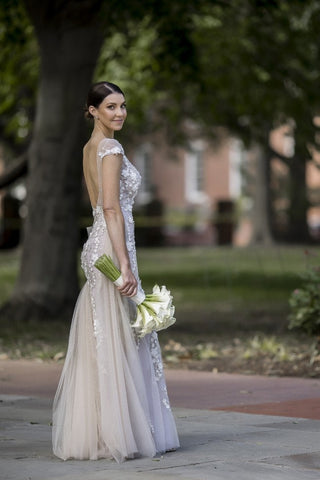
[0,153,28,189]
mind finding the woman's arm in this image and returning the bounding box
[101,153,137,298]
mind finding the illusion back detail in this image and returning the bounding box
[52,138,179,463]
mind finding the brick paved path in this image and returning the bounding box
[1,359,320,419]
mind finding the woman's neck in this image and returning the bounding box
[92,122,114,139]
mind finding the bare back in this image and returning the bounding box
[83,138,101,208]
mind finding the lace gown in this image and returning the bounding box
[52,138,179,463]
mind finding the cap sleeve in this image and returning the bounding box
[97,138,124,159]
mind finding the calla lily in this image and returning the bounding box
[94,254,176,338]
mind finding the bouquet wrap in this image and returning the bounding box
[114,275,146,305]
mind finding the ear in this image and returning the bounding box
[88,106,97,117]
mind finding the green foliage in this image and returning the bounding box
[242,334,290,361]
[191,0,320,146]
[289,266,320,335]
[2,0,320,150]
[95,19,159,138]
[95,5,199,144]
[92,0,320,158]
[0,0,39,150]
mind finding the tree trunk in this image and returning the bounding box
[287,143,311,243]
[250,143,273,245]
[0,3,104,321]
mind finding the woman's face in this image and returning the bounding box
[90,93,127,132]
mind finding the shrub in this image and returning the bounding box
[288,267,320,335]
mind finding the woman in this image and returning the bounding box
[52,81,179,463]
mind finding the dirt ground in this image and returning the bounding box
[1,323,319,379]
[160,333,320,378]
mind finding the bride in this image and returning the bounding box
[52,81,180,463]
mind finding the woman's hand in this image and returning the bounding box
[117,265,137,298]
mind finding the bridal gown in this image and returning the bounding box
[52,138,179,463]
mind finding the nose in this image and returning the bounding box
[115,107,124,117]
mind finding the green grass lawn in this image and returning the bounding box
[0,250,20,305]
[137,245,319,332]
[2,245,319,322]
[0,245,319,365]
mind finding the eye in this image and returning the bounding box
[107,105,115,110]
[121,103,127,110]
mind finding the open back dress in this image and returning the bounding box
[52,138,180,463]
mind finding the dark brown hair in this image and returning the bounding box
[85,81,125,119]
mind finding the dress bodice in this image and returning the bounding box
[96,138,141,213]
[83,138,142,283]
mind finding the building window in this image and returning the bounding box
[134,144,152,204]
[185,141,207,203]
[229,138,245,198]
[283,133,295,157]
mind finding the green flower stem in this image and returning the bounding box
[94,254,121,282]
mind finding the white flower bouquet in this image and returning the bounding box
[94,254,176,338]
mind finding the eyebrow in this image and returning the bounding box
[106,102,126,105]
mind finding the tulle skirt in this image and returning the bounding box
[52,221,179,462]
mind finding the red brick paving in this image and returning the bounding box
[216,398,320,419]
[1,360,320,420]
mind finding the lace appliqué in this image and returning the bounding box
[150,331,164,382]
[98,145,124,159]
[149,332,172,410]
[97,137,124,160]
[97,139,141,283]
[162,398,171,409]
[119,156,141,279]
[81,207,106,347]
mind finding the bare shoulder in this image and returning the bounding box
[83,137,124,165]
[83,137,99,155]
[83,137,101,164]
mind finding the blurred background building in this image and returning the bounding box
[1,125,320,249]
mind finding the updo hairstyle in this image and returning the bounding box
[85,81,125,119]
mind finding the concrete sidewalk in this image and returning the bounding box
[1,360,320,479]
